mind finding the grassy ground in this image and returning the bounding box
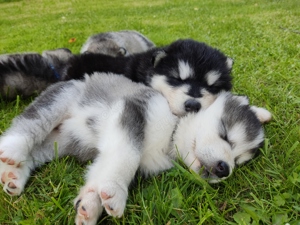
[0,0,299,224]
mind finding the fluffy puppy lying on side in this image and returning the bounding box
[0,73,271,225]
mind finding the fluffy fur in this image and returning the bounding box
[0,30,154,100]
[66,39,234,116]
[80,30,155,56]
[0,48,73,99]
[0,73,271,224]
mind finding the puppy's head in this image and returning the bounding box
[42,48,73,64]
[82,39,128,57]
[178,92,271,183]
[150,39,233,116]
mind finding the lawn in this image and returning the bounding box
[0,0,299,224]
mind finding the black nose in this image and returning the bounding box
[184,99,201,112]
[215,161,230,178]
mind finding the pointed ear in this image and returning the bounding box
[152,50,167,68]
[250,106,272,123]
[226,57,234,70]
[234,95,249,105]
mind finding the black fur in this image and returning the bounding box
[0,49,73,99]
[65,39,233,97]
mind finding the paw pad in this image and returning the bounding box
[8,182,17,189]
[100,191,110,200]
[74,188,103,225]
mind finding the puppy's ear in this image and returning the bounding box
[226,57,234,70]
[117,47,127,56]
[250,106,272,123]
[152,50,167,68]
[234,95,249,105]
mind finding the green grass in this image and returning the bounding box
[0,0,299,224]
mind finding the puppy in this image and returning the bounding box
[0,73,271,225]
[67,39,233,116]
[0,30,154,100]
[0,48,72,99]
[80,30,155,56]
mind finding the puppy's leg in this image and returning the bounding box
[0,81,81,196]
[75,141,141,223]
[74,100,143,224]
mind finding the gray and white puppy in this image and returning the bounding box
[0,48,73,99]
[0,73,271,224]
[80,30,155,56]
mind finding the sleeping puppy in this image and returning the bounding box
[0,73,271,225]
[67,39,233,116]
[80,30,155,56]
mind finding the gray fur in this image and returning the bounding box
[0,48,73,99]
[21,82,74,120]
[223,96,261,142]
[80,30,155,56]
[121,97,148,149]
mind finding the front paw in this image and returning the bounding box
[0,165,28,196]
[100,181,128,218]
[0,151,30,196]
[74,187,103,225]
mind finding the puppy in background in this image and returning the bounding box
[0,30,154,99]
[0,48,73,99]
[80,30,155,56]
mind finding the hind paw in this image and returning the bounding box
[74,187,103,225]
[100,181,128,218]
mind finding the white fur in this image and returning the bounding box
[149,75,216,116]
[178,60,194,80]
[150,75,191,116]
[251,106,272,123]
[0,74,271,224]
[139,94,178,175]
[206,70,221,86]
[226,57,233,69]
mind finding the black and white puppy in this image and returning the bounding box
[66,39,233,116]
[0,73,271,225]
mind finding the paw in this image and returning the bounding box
[0,135,30,163]
[74,187,103,225]
[100,181,128,218]
[0,166,27,196]
[0,151,30,196]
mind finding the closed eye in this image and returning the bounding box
[220,132,229,142]
[220,120,233,147]
[220,133,234,147]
